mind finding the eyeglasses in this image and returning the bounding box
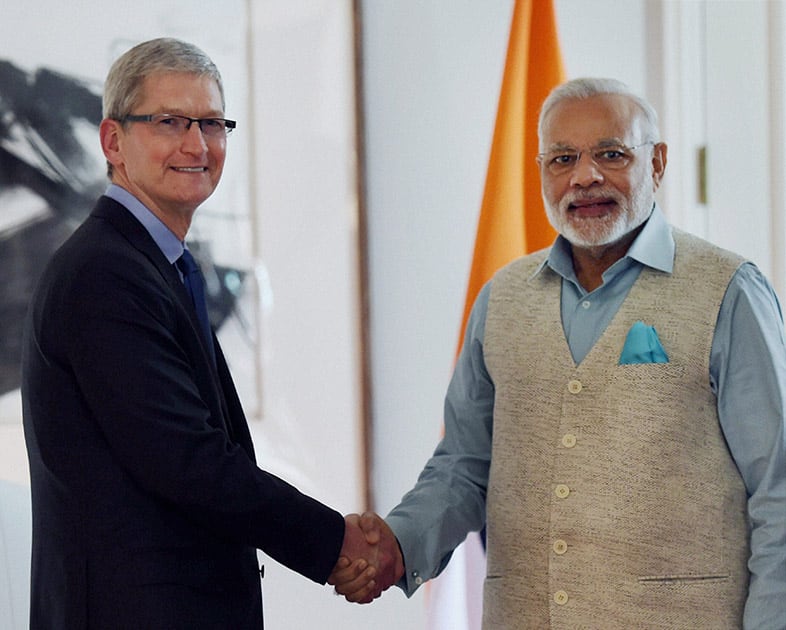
[120,113,236,139]
[537,141,654,176]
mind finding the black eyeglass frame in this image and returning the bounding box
[120,113,237,135]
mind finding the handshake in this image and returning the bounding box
[329,512,405,603]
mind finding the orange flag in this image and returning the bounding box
[457,0,565,352]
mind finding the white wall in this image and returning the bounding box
[361,0,513,517]
[704,1,777,285]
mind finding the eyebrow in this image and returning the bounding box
[150,108,226,118]
[545,137,628,151]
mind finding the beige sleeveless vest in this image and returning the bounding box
[482,230,749,629]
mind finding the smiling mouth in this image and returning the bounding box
[568,198,616,216]
[569,197,613,208]
[172,167,208,173]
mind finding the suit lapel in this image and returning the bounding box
[90,197,240,442]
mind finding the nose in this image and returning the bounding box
[569,152,604,187]
[181,122,208,153]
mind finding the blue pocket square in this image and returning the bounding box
[619,321,669,364]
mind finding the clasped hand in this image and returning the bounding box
[329,512,404,604]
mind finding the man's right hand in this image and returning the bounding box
[328,512,405,604]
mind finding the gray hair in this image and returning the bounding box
[103,37,225,121]
[537,78,660,148]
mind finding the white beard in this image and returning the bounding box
[544,177,655,248]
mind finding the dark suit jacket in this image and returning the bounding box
[21,196,345,629]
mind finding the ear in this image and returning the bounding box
[99,118,124,170]
[651,142,668,190]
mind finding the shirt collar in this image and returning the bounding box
[105,184,185,263]
[534,203,675,280]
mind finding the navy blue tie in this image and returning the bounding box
[177,249,216,365]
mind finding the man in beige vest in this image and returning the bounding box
[331,78,786,629]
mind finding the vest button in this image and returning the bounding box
[553,539,568,555]
[561,433,577,448]
[567,379,583,394]
[554,590,569,605]
[555,484,570,499]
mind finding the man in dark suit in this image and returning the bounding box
[21,37,378,629]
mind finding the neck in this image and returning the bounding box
[570,226,642,292]
[110,176,194,241]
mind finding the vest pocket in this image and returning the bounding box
[632,572,744,629]
[638,573,730,584]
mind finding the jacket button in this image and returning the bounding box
[553,539,568,555]
[567,380,583,394]
[554,590,569,605]
[555,484,570,499]
[561,433,577,448]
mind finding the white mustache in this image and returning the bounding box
[562,190,621,208]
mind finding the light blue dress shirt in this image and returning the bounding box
[387,206,786,629]
[104,184,185,263]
